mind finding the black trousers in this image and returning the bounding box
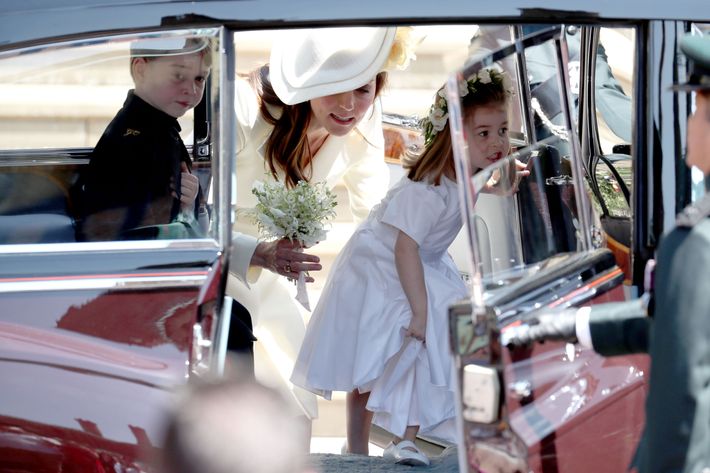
[226,298,256,378]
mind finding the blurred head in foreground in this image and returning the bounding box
[157,362,312,473]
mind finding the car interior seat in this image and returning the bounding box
[0,171,76,244]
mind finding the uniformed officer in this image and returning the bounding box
[506,33,710,473]
[76,37,210,241]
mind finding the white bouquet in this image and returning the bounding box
[249,180,337,310]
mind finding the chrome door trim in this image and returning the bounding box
[211,296,233,376]
[554,32,593,251]
[0,273,207,294]
[216,26,235,253]
[511,25,537,145]
[0,239,220,255]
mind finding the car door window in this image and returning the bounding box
[0,29,220,245]
[592,27,634,219]
[579,27,636,280]
[451,26,590,310]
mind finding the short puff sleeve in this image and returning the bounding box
[380,181,445,246]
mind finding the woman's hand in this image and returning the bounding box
[252,238,322,281]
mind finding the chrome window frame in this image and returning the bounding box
[0,26,233,253]
[448,25,592,310]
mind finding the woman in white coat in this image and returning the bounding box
[227,26,414,431]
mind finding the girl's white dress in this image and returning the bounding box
[291,175,468,440]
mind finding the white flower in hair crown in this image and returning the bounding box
[420,67,514,146]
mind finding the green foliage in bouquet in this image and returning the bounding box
[249,180,338,247]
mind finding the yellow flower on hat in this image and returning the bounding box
[384,27,421,71]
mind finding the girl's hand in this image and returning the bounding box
[395,230,428,343]
[480,158,529,196]
[406,313,427,342]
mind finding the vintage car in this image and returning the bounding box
[0,1,707,472]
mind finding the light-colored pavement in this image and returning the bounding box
[310,437,383,456]
[309,447,460,472]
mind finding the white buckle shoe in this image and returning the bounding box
[382,440,430,466]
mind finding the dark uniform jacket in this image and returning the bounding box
[589,193,710,473]
[76,90,192,241]
[634,193,710,473]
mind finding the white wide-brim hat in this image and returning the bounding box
[270,26,397,105]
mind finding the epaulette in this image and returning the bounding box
[675,193,710,227]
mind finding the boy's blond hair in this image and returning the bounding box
[129,37,213,81]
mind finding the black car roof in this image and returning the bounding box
[1,0,709,50]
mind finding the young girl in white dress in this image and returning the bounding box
[291,68,514,466]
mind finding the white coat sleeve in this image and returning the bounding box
[228,231,262,286]
[342,99,390,222]
[234,77,260,155]
[229,78,266,286]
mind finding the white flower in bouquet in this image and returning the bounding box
[247,180,338,310]
[250,180,337,247]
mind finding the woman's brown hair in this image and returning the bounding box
[405,71,510,184]
[249,65,388,188]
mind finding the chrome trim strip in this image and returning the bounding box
[554,33,593,250]
[0,147,92,158]
[0,239,220,255]
[217,27,236,253]
[212,296,233,376]
[382,112,421,130]
[511,25,537,145]
[0,275,206,293]
[0,27,221,61]
[0,158,90,167]
[447,73,482,309]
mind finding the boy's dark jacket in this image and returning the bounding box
[76,91,194,241]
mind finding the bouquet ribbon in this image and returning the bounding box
[295,271,310,311]
[294,247,311,311]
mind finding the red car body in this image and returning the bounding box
[0,2,707,472]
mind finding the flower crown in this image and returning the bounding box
[420,67,514,147]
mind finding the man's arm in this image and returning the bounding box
[586,300,650,356]
[504,299,650,356]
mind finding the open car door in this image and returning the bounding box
[447,26,647,473]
